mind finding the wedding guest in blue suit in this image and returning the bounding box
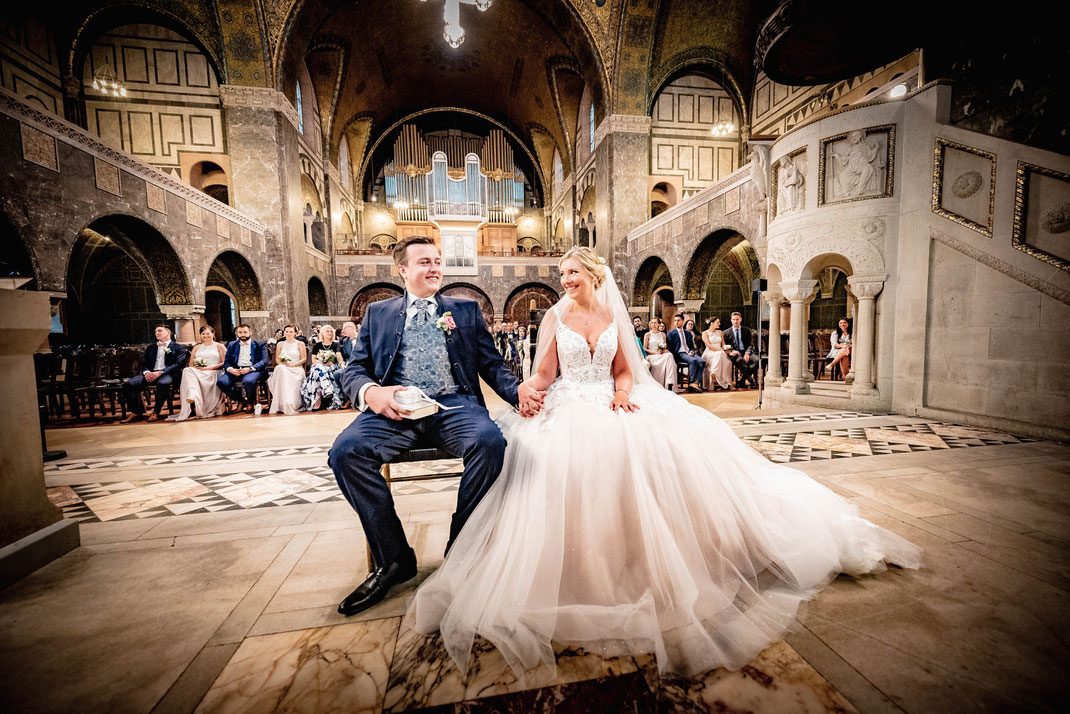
[121,325,188,422]
[217,324,268,412]
[329,235,546,617]
[667,313,706,393]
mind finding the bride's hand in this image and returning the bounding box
[611,389,639,413]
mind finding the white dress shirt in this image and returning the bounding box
[237,342,252,367]
[356,293,438,411]
[147,341,168,375]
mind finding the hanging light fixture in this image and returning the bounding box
[91,58,126,97]
[709,60,734,137]
[425,0,494,49]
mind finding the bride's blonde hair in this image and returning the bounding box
[559,247,607,290]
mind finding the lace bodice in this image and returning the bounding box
[278,340,301,363]
[556,321,617,385]
[647,332,667,351]
[705,330,723,349]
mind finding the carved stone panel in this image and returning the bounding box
[513,265,527,278]
[771,148,806,219]
[240,226,251,247]
[724,186,740,214]
[363,263,377,277]
[185,201,202,227]
[146,183,166,213]
[216,213,229,237]
[538,264,549,277]
[20,123,58,171]
[94,158,121,196]
[492,264,504,277]
[819,125,895,205]
[1013,161,1070,271]
[932,138,996,236]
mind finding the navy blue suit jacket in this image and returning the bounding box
[223,340,269,372]
[666,328,697,358]
[140,341,188,376]
[340,293,519,408]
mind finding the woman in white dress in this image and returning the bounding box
[517,324,533,381]
[267,324,307,415]
[642,318,677,390]
[407,247,920,680]
[170,325,226,421]
[701,317,734,391]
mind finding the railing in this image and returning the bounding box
[428,200,487,219]
[335,247,564,258]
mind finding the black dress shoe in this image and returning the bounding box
[337,552,418,616]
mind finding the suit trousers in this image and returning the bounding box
[730,353,758,384]
[328,393,507,569]
[217,370,264,403]
[123,373,175,414]
[676,353,706,386]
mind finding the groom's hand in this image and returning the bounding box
[517,382,545,417]
[365,385,411,420]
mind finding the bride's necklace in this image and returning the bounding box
[573,304,598,326]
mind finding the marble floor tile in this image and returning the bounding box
[46,484,81,507]
[215,468,329,508]
[795,432,874,455]
[84,476,209,521]
[197,617,401,714]
[864,428,948,449]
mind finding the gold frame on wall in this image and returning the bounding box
[931,138,996,237]
[818,124,896,206]
[1013,161,1070,272]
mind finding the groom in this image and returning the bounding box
[329,235,545,616]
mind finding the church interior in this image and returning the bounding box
[1,1,1068,711]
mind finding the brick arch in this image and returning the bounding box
[503,283,559,325]
[441,283,494,328]
[348,282,402,322]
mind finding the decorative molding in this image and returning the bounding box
[1013,161,1070,272]
[1,88,266,235]
[594,114,652,149]
[218,84,300,132]
[818,124,896,206]
[931,137,996,237]
[847,274,887,299]
[779,279,818,302]
[931,228,1070,306]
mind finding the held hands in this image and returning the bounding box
[611,389,639,413]
[517,381,546,418]
[365,385,412,421]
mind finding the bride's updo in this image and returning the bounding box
[560,247,607,290]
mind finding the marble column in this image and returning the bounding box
[780,281,817,394]
[594,115,652,266]
[765,291,784,385]
[847,275,885,396]
[0,289,79,586]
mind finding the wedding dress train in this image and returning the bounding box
[407,279,920,680]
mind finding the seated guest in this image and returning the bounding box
[828,317,852,379]
[667,313,706,392]
[171,325,226,421]
[121,325,188,422]
[517,325,534,381]
[684,318,697,340]
[723,311,758,389]
[267,328,284,348]
[302,324,345,410]
[295,326,307,344]
[643,318,677,390]
[217,324,269,412]
[701,317,733,391]
[339,321,360,363]
[268,324,307,415]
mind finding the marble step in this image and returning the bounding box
[807,380,851,397]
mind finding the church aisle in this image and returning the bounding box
[1,393,1067,712]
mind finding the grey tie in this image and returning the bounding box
[414,299,432,324]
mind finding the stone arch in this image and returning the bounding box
[683,229,756,300]
[349,282,403,322]
[205,250,263,313]
[65,214,193,344]
[307,276,329,316]
[633,256,672,307]
[0,209,40,289]
[441,283,494,328]
[646,50,750,131]
[503,283,559,325]
[769,229,885,284]
[189,161,229,205]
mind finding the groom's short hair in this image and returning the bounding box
[393,235,436,266]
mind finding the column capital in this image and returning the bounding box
[218,85,300,131]
[779,280,817,302]
[627,306,649,317]
[159,304,205,320]
[676,299,704,312]
[593,114,652,150]
[847,273,887,300]
[762,290,784,305]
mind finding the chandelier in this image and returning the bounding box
[710,118,734,137]
[91,58,126,97]
[422,0,493,49]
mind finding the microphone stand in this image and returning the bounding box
[755,289,764,411]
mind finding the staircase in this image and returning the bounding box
[807,380,851,398]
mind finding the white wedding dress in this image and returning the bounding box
[407,271,920,680]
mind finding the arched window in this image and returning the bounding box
[589,104,595,154]
[296,81,304,134]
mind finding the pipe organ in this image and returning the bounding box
[384,125,527,224]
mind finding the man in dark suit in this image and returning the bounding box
[667,313,706,392]
[121,324,188,422]
[329,236,545,617]
[339,320,360,363]
[723,311,758,388]
[217,324,268,412]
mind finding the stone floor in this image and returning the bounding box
[2,389,1069,713]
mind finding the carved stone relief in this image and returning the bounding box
[767,217,887,282]
[819,125,895,205]
[772,150,806,218]
[1013,161,1070,271]
[748,145,769,200]
[185,201,202,227]
[931,138,996,236]
[93,158,121,196]
[20,123,57,171]
[146,183,166,213]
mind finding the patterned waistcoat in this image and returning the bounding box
[393,309,458,397]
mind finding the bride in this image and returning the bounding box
[406,247,920,679]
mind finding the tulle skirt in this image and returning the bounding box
[406,380,921,679]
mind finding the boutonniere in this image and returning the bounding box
[164,347,172,355]
[436,311,457,335]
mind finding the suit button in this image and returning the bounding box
[395,332,401,337]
